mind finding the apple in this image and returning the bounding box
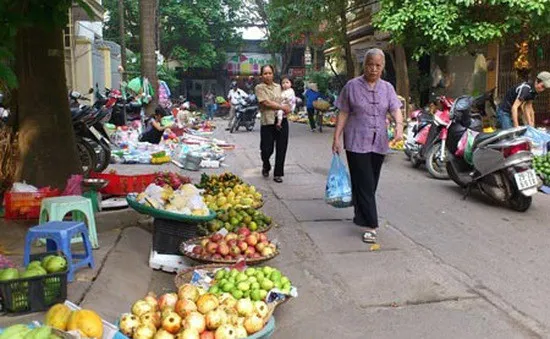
[237,227,251,237]
[212,253,223,260]
[229,246,241,257]
[244,247,256,257]
[261,247,275,257]
[210,233,223,243]
[237,234,246,241]
[205,242,218,254]
[196,294,220,314]
[154,329,175,339]
[144,292,159,311]
[119,313,141,337]
[175,299,197,318]
[223,255,233,260]
[244,315,264,334]
[236,298,254,317]
[178,284,200,302]
[161,312,182,334]
[234,325,247,338]
[227,239,237,247]
[245,234,258,247]
[183,311,206,333]
[132,300,154,317]
[215,324,237,339]
[158,293,178,311]
[140,311,161,328]
[225,233,238,242]
[175,328,200,339]
[254,301,269,318]
[255,242,266,252]
[237,240,248,252]
[199,330,215,339]
[192,246,203,255]
[217,242,230,256]
[205,308,227,330]
[258,233,268,243]
[200,239,209,248]
[134,324,156,339]
[252,253,261,259]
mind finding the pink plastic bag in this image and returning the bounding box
[62,174,83,196]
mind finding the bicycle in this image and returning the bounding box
[313,99,331,133]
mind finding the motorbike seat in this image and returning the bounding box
[473,131,499,149]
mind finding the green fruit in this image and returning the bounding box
[21,269,42,279]
[209,285,221,294]
[228,277,236,284]
[247,276,258,284]
[236,272,248,282]
[249,222,258,231]
[243,290,250,298]
[251,282,260,290]
[0,268,19,281]
[27,261,42,270]
[0,324,31,339]
[44,256,67,273]
[255,271,265,280]
[237,281,250,291]
[274,280,282,289]
[259,290,268,299]
[281,286,291,294]
[260,279,274,291]
[230,269,239,278]
[232,289,243,299]
[222,282,235,292]
[245,268,256,276]
[41,255,55,268]
[250,289,262,301]
[219,278,228,287]
[270,270,282,282]
[262,266,274,276]
[282,282,291,290]
[215,269,226,280]
[21,326,51,339]
[281,276,290,285]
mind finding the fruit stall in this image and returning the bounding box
[0,171,296,338]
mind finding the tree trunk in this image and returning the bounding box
[14,26,81,189]
[119,0,127,81]
[140,0,158,116]
[393,44,410,114]
[339,8,354,80]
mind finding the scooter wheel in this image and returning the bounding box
[425,145,449,180]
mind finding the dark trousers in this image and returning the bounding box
[346,151,385,228]
[260,119,289,177]
[307,107,316,129]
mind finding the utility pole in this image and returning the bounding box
[118,0,127,81]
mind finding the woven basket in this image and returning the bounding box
[180,236,279,265]
[313,100,331,111]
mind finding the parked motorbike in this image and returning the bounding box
[445,92,541,211]
[230,94,259,133]
[409,96,454,179]
[404,107,433,160]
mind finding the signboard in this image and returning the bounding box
[225,53,282,76]
[288,67,306,77]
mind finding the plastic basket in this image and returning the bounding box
[153,218,200,254]
[3,190,61,220]
[90,172,156,196]
[0,252,68,314]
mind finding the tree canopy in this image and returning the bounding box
[103,0,244,71]
[374,0,550,58]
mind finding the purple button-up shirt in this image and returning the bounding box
[335,76,401,154]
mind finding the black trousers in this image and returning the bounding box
[260,119,289,177]
[346,151,385,228]
[307,107,316,129]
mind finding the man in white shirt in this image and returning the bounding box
[226,81,247,130]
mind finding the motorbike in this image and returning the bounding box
[445,91,541,211]
[409,96,454,179]
[230,94,259,133]
[404,107,433,160]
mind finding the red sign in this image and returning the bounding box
[288,67,306,77]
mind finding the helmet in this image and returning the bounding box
[450,96,472,120]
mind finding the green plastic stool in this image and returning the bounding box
[39,196,99,249]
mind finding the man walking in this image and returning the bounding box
[226,81,247,130]
[497,71,550,129]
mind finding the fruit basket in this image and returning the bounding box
[0,252,68,314]
[180,235,279,265]
[126,194,217,223]
[197,207,274,235]
[197,220,273,236]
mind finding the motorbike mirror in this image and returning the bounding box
[88,88,94,94]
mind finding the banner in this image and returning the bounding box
[226,53,282,76]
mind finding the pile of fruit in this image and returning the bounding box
[151,151,171,164]
[136,183,210,216]
[198,207,272,235]
[0,324,63,339]
[198,173,263,210]
[44,303,104,338]
[534,154,550,185]
[208,266,292,299]
[119,284,273,339]
[184,228,277,262]
[153,172,192,190]
[0,254,67,280]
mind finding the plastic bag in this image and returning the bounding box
[525,126,550,156]
[62,174,83,196]
[325,154,353,208]
[11,182,38,193]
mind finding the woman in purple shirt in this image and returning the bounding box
[332,48,403,243]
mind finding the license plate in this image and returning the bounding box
[514,169,538,191]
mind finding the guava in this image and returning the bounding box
[27,260,43,270]
[0,268,19,281]
[45,256,67,273]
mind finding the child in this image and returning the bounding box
[276,77,296,129]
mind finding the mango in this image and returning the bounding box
[67,309,103,338]
[0,267,19,281]
[45,303,72,331]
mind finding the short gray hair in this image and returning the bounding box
[363,48,385,67]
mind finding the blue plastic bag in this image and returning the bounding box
[325,154,353,208]
[525,126,550,155]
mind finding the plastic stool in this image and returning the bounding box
[39,196,99,249]
[24,221,95,282]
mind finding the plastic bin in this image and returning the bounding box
[3,190,61,220]
[0,252,68,313]
[90,172,155,196]
[152,218,200,254]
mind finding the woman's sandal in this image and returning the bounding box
[362,230,377,243]
[273,176,283,183]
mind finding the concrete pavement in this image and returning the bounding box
[2,119,550,338]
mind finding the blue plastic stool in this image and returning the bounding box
[24,221,95,282]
